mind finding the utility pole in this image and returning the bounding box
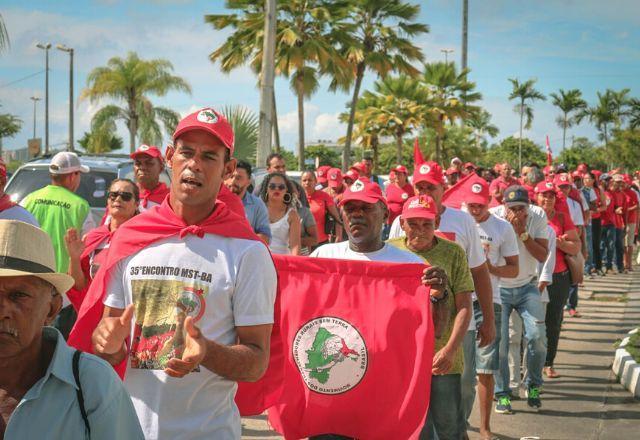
[36,42,51,155]
[461,0,468,70]
[257,0,277,167]
[441,48,454,64]
[30,96,41,138]
[57,44,74,151]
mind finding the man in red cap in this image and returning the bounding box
[325,167,346,203]
[458,178,520,438]
[343,169,359,186]
[489,162,518,207]
[389,161,496,356]
[0,158,38,226]
[445,167,461,188]
[464,162,477,175]
[130,144,169,211]
[389,195,474,440]
[87,107,277,439]
[315,165,331,189]
[385,165,414,238]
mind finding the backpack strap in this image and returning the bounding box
[72,350,91,436]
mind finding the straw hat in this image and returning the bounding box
[0,220,74,294]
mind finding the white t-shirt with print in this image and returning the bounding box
[474,214,520,304]
[538,225,557,303]
[310,240,423,264]
[567,198,584,226]
[104,234,277,440]
[490,204,548,288]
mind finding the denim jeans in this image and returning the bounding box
[567,284,579,310]
[615,227,625,270]
[584,224,594,272]
[601,224,615,270]
[460,302,502,432]
[421,374,461,440]
[495,280,547,396]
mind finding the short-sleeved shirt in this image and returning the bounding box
[474,214,520,304]
[241,191,272,238]
[21,185,95,273]
[489,176,518,206]
[310,240,423,264]
[306,189,336,243]
[548,211,576,273]
[624,188,638,224]
[389,237,474,375]
[601,191,614,226]
[104,234,277,439]
[0,204,39,226]
[386,183,414,225]
[611,190,627,228]
[5,327,143,440]
[490,204,549,288]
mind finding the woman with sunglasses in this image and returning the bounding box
[64,179,140,310]
[259,173,301,255]
[534,181,580,379]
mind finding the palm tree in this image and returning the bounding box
[78,128,123,154]
[339,90,385,166]
[606,88,631,127]
[465,109,498,150]
[579,91,616,147]
[81,52,191,152]
[0,104,22,155]
[0,13,9,53]
[508,78,546,170]
[421,61,480,162]
[220,105,259,162]
[338,0,428,170]
[629,98,640,131]
[549,89,587,150]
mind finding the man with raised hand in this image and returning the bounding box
[79,108,277,439]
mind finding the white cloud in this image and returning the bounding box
[311,112,345,141]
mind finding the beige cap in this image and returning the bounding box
[0,220,74,294]
[49,151,90,175]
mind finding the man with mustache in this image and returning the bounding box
[85,108,277,439]
[0,220,142,439]
[309,180,449,440]
[130,145,169,211]
[224,160,271,244]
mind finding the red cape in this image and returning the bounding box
[67,196,259,376]
[139,182,169,208]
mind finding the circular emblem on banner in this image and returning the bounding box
[139,144,150,151]
[419,164,431,175]
[350,180,365,192]
[401,192,409,200]
[197,108,218,124]
[293,317,368,395]
[471,183,482,194]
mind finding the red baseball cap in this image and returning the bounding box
[591,169,602,179]
[402,195,437,220]
[464,162,477,170]
[465,179,491,205]
[535,181,556,194]
[339,179,386,207]
[344,169,359,182]
[623,174,633,185]
[554,173,572,187]
[350,162,365,173]
[445,166,460,176]
[413,161,444,186]
[571,170,584,179]
[576,163,588,173]
[316,165,331,183]
[327,168,343,188]
[392,164,408,174]
[130,144,163,160]
[172,107,235,155]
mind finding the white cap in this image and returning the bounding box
[49,152,90,175]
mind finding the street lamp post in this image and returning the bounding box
[30,96,41,138]
[57,44,74,151]
[36,42,51,155]
[440,48,454,64]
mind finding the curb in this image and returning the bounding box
[613,330,640,398]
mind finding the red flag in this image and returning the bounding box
[413,138,425,166]
[267,256,434,439]
[441,172,484,209]
[546,135,553,166]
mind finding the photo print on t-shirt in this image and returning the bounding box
[129,279,208,370]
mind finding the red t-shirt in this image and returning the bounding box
[624,189,638,224]
[591,187,602,220]
[549,211,576,273]
[612,190,628,228]
[385,183,414,225]
[489,176,518,206]
[601,191,614,226]
[306,189,336,243]
[522,183,535,203]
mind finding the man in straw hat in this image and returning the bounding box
[0,220,142,439]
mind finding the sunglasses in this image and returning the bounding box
[108,191,134,202]
[268,183,286,191]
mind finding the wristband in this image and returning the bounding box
[430,287,449,304]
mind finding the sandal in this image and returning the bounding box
[544,366,560,378]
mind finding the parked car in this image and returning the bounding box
[6,154,171,225]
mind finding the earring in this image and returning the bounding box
[283,193,292,204]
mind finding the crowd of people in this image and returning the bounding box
[1,105,639,440]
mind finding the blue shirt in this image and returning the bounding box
[242,191,272,238]
[5,327,143,440]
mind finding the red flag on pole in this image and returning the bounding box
[267,255,434,439]
[546,135,553,166]
[413,138,425,166]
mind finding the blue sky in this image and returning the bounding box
[1,0,639,158]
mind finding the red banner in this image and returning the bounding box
[267,255,434,439]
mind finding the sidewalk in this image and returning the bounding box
[241,270,640,440]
